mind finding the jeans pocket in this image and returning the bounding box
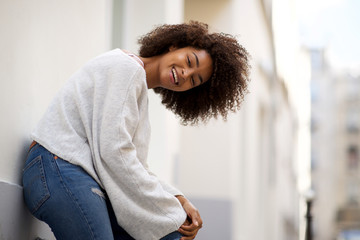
[22,155,50,214]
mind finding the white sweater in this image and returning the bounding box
[31,49,187,240]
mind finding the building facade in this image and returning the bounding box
[310,48,360,240]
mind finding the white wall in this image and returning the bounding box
[182,0,304,240]
[182,0,277,239]
[0,1,112,238]
[0,0,112,185]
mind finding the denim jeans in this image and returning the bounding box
[22,143,183,240]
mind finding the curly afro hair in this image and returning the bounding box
[138,21,251,125]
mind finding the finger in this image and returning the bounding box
[181,221,202,231]
[179,231,197,240]
[181,219,191,226]
[180,230,199,240]
[178,227,198,236]
[181,236,196,240]
[186,210,202,227]
[180,224,198,232]
[179,227,200,239]
[191,217,202,228]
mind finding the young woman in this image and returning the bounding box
[22,21,250,240]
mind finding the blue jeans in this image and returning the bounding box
[22,143,183,240]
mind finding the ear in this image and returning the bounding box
[169,46,177,52]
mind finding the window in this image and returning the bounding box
[346,107,360,133]
[347,145,359,170]
[346,180,359,206]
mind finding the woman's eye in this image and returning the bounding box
[187,56,191,67]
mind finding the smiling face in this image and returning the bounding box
[156,46,213,92]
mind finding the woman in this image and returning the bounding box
[22,21,250,240]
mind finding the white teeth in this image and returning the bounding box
[172,68,178,83]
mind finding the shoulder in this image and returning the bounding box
[86,49,138,70]
[82,49,146,87]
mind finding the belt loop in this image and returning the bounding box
[29,141,37,151]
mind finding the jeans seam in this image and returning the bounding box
[23,154,41,172]
[25,144,40,164]
[23,155,51,213]
[51,157,97,240]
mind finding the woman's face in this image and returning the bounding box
[157,46,213,92]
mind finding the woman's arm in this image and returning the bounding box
[176,195,203,240]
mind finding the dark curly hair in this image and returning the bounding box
[138,21,251,125]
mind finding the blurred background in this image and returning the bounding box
[0,0,359,239]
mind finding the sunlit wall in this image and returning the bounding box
[0,1,112,238]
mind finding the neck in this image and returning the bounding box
[138,55,162,89]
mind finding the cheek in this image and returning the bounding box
[179,82,193,92]
[161,67,170,81]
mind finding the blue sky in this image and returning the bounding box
[297,0,360,71]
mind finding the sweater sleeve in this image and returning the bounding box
[145,167,184,196]
[92,68,186,240]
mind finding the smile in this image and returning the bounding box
[172,67,179,85]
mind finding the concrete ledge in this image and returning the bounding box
[0,180,55,240]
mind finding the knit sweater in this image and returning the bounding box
[31,49,187,240]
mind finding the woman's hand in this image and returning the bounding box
[176,195,203,240]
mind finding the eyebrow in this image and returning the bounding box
[192,52,203,84]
